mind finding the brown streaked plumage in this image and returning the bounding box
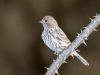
[39,16,89,66]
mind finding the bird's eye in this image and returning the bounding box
[44,20,47,22]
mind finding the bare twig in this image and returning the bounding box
[45,13,100,75]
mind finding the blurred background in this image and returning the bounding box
[0,0,100,75]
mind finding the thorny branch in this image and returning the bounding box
[45,13,100,75]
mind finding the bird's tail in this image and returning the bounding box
[71,51,89,66]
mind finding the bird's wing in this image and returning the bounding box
[55,27,71,45]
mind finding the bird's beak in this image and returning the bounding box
[39,20,42,23]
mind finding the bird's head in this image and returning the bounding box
[39,16,58,28]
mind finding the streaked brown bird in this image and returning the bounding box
[39,16,89,66]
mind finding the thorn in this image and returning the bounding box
[94,29,98,31]
[85,37,88,40]
[53,59,55,62]
[64,61,68,63]
[76,49,80,52]
[71,54,74,59]
[83,27,87,29]
[77,33,80,36]
[96,13,98,16]
[76,33,80,37]
[82,40,87,46]
[72,56,74,59]
[93,15,97,18]
[44,67,49,70]
[55,70,59,75]
[89,18,93,21]
[80,29,83,33]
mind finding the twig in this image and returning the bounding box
[45,13,100,75]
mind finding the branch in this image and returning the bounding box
[45,14,100,75]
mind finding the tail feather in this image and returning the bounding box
[71,51,89,66]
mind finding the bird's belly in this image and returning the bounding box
[42,33,67,53]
